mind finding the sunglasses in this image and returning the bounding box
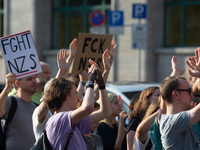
[175,88,192,95]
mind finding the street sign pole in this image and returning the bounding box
[138,19,141,82]
[132,4,147,82]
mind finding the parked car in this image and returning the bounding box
[106,82,160,124]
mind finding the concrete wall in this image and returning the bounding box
[0,0,197,85]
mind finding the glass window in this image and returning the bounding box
[69,11,84,43]
[70,0,83,6]
[52,11,66,48]
[165,5,182,46]
[185,5,200,45]
[52,0,111,49]
[165,0,200,46]
[87,0,101,6]
[53,0,66,7]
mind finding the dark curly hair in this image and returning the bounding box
[43,77,74,113]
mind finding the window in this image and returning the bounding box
[0,0,3,37]
[165,0,200,47]
[52,0,111,49]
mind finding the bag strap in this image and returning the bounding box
[5,96,17,131]
[145,138,153,150]
[0,96,17,150]
[43,130,53,150]
[44,130,73,150]
[64,132,73,150]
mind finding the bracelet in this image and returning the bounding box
[86,84,94,89]
[98,85,105,90]
[86,81,94,86]
[79,81,86,87]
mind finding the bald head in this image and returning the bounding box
[36,61,51,86]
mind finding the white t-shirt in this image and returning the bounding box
[134,131,154,150]
[32,106,52,140]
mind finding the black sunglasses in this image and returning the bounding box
[175,88,192,95]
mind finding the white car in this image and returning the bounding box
[106,82,160,118]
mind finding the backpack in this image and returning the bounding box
[30,130,73,150]
[0,96,17,150]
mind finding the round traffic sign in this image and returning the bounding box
[89,11,105,27]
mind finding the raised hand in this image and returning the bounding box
[118,95,124,112]
[5,73,15,90]
[109,41,117,65]
[103,49,111,71]
[170,56,185,76]
[94,69,105,88]
[119,111,128,125]
[79,70,87,82]
[57,49,68,70]
[186,59,200,77]
[88,59,99,82]
[194,48,200,67]
[69,38,77,58]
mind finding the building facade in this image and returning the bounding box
[0,0,199,84]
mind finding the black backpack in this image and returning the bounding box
[0,96,17,150]
[30,130,73,150]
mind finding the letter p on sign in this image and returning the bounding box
[108,11,123,26]
[132,4,147,19]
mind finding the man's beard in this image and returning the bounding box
[38,80,47,86]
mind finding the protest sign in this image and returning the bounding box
[72,33,113,75]
[0,30,42,79]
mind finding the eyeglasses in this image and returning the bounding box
[175,88,192,95]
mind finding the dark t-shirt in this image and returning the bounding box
[94,122,127,150]
[83,133,103,150]
[126,117,140,134]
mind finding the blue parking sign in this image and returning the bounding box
[108,11,123,26]
[132,4,147,18]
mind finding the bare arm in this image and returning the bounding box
[0,73,15,118]
[136,111,158,144]
[114,111,128,150]
[90,67,112,124]
[71,59,97,124]
[189,103,200,126]
[89,88,111,125]
[37,101,49,123]
[77,70,87,99]
[191,78,200,95]
[37,40,77,123]
[127,131,135,150]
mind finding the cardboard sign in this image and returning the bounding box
[72,33,113,74]
[0,30,42,79]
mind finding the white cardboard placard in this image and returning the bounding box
[0,30,42,79]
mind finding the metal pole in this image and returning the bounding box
[113,0,119,82]
[138,19,141,81]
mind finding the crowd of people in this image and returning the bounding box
[1,38,200,150]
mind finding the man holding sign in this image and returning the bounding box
[0,31,42,150]
[0,73,37,150]
[0,30,42,78]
